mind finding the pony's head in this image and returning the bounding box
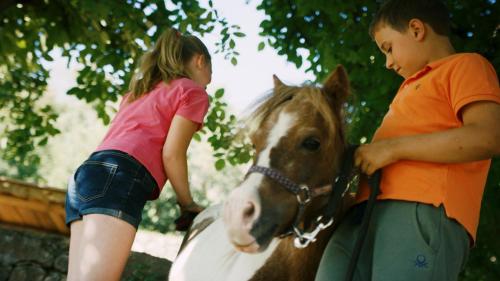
[223,65,350,253]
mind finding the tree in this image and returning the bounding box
[256,1,499,280]
[0,0,246,180]
[2,0,498,279]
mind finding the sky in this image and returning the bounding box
[47,0,315,116]
[201,0,315,114]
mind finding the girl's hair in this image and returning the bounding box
[369,0,450,39]
[127,28,211,102]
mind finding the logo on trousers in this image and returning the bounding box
[414,254,428,268]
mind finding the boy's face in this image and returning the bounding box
[374,23,427,79]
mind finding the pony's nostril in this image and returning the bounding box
[243,202,255,220]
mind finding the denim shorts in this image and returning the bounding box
[65,150,158,228]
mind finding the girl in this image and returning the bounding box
[65,28,212,281]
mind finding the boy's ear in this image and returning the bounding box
[408,18,426,41]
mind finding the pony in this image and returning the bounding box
[169,65,353,281]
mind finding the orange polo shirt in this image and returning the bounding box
[356,53,500,241]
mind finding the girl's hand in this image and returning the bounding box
[354,139,399,175]
[179,201,204,213]
[174,201,204,231]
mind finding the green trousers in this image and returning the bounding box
[315,200,470,281]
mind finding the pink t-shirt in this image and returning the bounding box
[96,78,209,198]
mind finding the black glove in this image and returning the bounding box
[174,210,200,231]
[174,202,202,231]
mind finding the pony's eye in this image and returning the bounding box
[301,137,320,151]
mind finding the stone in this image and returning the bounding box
[53,254,68,273]
[122,252,171,281]
[8,263,45,281]
[0,224,173,281]
[0,265,12,281]
[43,272,63,281]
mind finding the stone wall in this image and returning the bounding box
[0,224,171,281]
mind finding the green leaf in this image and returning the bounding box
[38,137,48,146]
[193,133,201,141]
[215,159,226,170]
[258,42,265,51]
[214,88,224,98]
[42,53,54,62]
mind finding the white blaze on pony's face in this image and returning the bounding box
[223,111,297,253]
[257,112,297,167]
[223,65,350,254]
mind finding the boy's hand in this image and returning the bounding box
[355,139,399,175]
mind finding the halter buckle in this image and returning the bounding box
[296,184,311,205]
[293,216,334,248]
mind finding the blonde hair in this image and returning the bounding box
[128,28,211,102]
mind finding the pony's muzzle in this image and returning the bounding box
[223,186,262,252]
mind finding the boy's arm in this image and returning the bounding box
[162,115,201,209]
[355,101,500,175]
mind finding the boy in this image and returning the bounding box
[315,0,500,280]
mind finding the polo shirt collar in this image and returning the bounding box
[401,53,460,87]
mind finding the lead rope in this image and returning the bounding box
[344,169,381,281]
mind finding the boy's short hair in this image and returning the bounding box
[369,0,451,38]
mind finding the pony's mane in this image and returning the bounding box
[244,83,339,138]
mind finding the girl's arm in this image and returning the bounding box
[355,101,500,175]
[162,115,201,209]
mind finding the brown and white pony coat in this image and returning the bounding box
[169,65,352,281]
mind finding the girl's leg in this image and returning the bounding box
[67,214,137,281]
[67,220,83,279]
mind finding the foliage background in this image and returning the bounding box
[0,0,498,280]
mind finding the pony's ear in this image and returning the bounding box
[323,65,350,104]
[273,74,285,88]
